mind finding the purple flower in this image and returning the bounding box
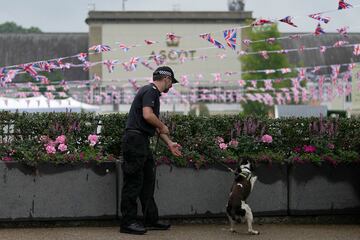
[261,134,273,143]
[293,146,301,153]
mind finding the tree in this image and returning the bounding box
[240,23,295,116]
[0,21,42,33]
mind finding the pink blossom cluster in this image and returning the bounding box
[88,134,99,146]
[261,134,273,143]
[40,135,68,154]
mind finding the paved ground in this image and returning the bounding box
[0,223,359,240]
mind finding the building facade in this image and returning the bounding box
[85,11,252,114]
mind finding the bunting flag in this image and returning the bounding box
[152,54,165,66]
[266,38,276,44]
[312,66,321,73]
[308,13,331,24]
[319,46,327,53]
[279,16,297,27]
[314,23,325,35]
[260,51,269,59]
[242,39,252,47]
[281,68,292,74]
[21,64,38,77]
[82,61,93,71]
[199,33,225,49]
[337,26,349,37]
[338,0,353,10]
[298,68,306,79]
[252,18,273,26]
[119,43,130,52]
[103,60,118,73]
[166,32,180,41]
[289,34,301,40]
[223,29,237,50]
[35,75,49,84]
[354,44,360,56]
[141,60,154,70]
[88,44,111,53]
[77,53,88,62]
[144,39,158,45]
[334,40,349,47]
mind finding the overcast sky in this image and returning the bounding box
[0,0,359,33]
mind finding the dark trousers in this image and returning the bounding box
[120,131,159,226]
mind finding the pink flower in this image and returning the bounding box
[215,136,224,144]
[228,139,239,148]
[39,135,50,143]
[88,134,99,146]
[58,144,68,152]
[303,145,316,153]
[2,156,12,162]
[261,134,273,143]
[46,145,56,154]
[327,143,335,150]
[55,135,66,144]
[219,143,228,150]
[293,146,301,153]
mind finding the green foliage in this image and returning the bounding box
[0,22,42,33]
[240,24,296,116]
[1,112,360,167]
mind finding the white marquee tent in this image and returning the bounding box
[0,96,99,112]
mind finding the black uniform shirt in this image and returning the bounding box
[126,83,161,137]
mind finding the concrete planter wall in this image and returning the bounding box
[117,163,288,218]
[0,162,117,221]
[289,163,360,215]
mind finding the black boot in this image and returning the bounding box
[120,222,147,235]
[145,221,171,230]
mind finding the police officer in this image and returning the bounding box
[120,66,182,235]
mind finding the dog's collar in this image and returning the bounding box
[238,171,252,181]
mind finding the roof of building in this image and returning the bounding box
[85,11,253,24]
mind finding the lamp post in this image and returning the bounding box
[122,0,128,11]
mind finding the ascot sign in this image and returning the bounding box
[148,50,197,62]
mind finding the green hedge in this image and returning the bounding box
[0,112,360,167]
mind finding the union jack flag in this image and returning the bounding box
[223,29,237,50]
[126,57,140,71]
[312,66,321,73]
[308,13,330,24]
[297,68,306,79]
[166,32,180,41]
[288,34,301,40]
[82,61,93,71]
[21,64,38,77]
[333,40,349,47]
[260,51,269,59]
[77,53,88,62]
[103,60,118,73]
[35,75,49,84]
[144,39,157,45]
[151,54,165,66]
[199,33,225,49]
[119,43,130,52]
[252,18,273,26]
[314,23,325,35]
[279,16,297,27]
[338,0,352,10]
[89,44,111,53]
[265,69,276,75]
[281,68,292,74]
[353,44,360,56]
[36,61,54,72]
[141,60,154,70]
[337,26,349,37]
[266,38,276,44]
[242,39,252,47]
[319,46,327,53]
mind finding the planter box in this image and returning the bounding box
[118,163,288,218]
[289,163,360,215]
[0,162,117,221]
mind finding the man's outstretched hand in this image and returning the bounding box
[168,142,182,157]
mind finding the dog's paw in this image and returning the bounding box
[248,230,260,235]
